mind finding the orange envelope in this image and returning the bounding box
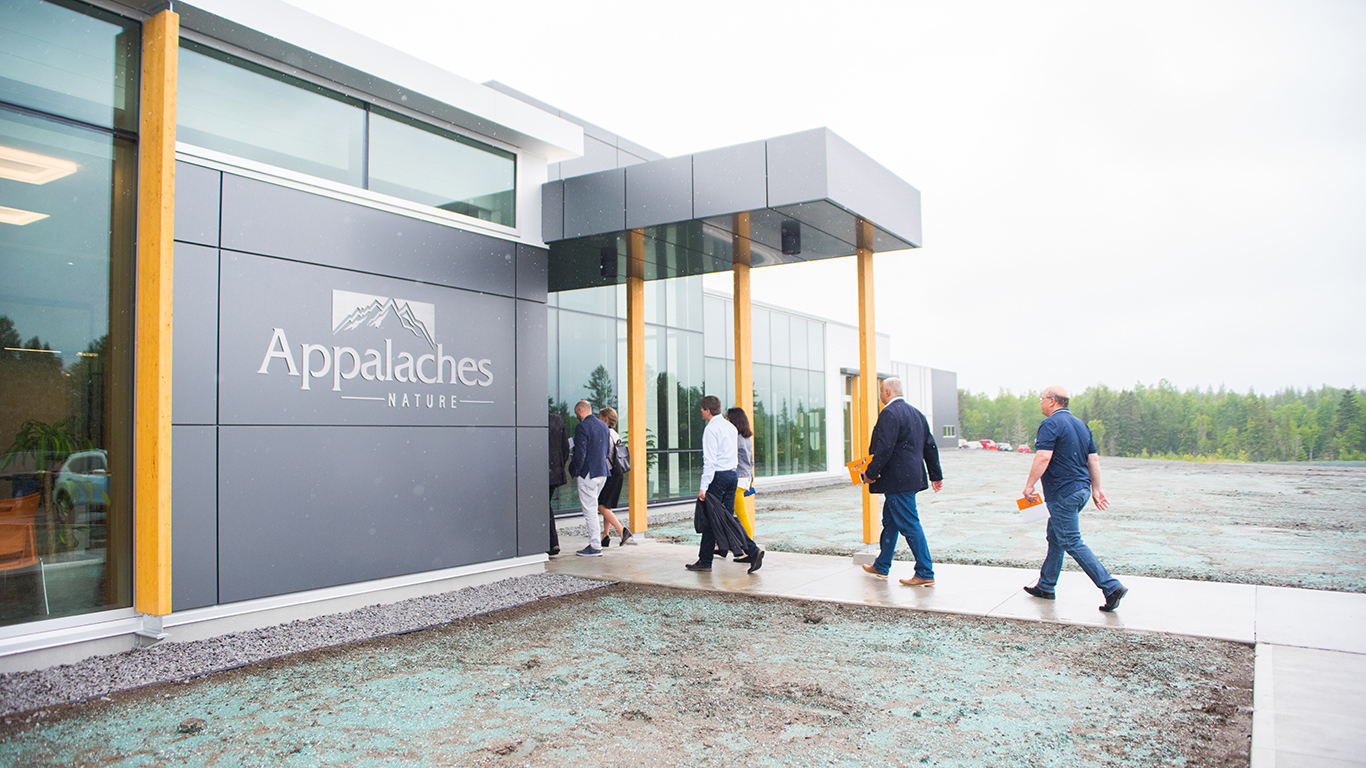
[1017,494,1049,522]
[846,455,872,484]
[1016,495,1044,511]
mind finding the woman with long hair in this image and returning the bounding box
[596,407,633,547]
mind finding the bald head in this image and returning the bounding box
[1041,385,1070,412]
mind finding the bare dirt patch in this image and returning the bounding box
[0,584,1252,767]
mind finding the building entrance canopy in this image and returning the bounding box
[542,128,922,291]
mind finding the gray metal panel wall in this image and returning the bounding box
[171,243,219,426]
[542,181,564,242]
[217,252,515,427]
[822,130,923,247]
[516,427,549,556]
[174,161,220,247]
[692,140,767,219]
[765,129,829,207]
[219,175,517,298]
[562,169,626,239]
[217,426,517,603]
[626,155,692,230]
[516,301,547,428]
[516,244,548,304]
[931,368,959,450]
[171,425,217,610]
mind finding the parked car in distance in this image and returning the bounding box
[957,438,979,449]
[978,439,998,450]
[997,442,1013,452]
[1016,444,1032,453]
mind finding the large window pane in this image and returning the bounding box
[752,309,770,364]
[703,296,725,357]
[790,315,808,370]
[368,111,515,226]
[0,107,133,625]
[808,320,824,371]
[177,44,364,186]
[0,0,138,131]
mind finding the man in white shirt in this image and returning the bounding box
[688,395,764,573]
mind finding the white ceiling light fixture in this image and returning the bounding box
[0,205,49,225]
[0,145,79,184]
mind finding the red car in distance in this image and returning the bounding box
[1016,444,1032,453]
[978,439,998,450]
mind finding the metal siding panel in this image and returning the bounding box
[541,180,564,242]
[172,242,219,425]
[823,130,923,247]
[218,252,516,427]
[516,301,548,428]
[517,427,550,556]
[562,168,626,239]
[932,368,959,450]
[217,425,517,603]
[174,161,220,247]
[219,174,517,297]
[692,140,768,219]
[765,129,830,207]
[625,155,693,230]
[172,425,217,610]
[516,244,548,303]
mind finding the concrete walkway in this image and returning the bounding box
[548,537,1366,767]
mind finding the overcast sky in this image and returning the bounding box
[286,0,1365,396]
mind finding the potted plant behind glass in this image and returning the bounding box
[1,418,94,553]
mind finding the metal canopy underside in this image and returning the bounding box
[542,128,922,292]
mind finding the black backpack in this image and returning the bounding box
[610,439,631,474]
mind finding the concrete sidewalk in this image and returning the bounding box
[548,537,1366,768]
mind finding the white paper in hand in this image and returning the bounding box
[1019,503,1049,523]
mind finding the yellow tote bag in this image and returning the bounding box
[734,483,756,537]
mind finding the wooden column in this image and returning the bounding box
[134,9,178,615]
[626,229,648,533]
[855,220,880,545]
[732,213,753,418]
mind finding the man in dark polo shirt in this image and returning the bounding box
[1021,385,1128,612]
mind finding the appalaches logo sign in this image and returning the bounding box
[255,289,494,410]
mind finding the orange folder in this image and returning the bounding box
[1016,494,1045,511]
[846,455,872,484]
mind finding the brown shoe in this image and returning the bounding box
[861,564,888,579]
[899,576,936,587]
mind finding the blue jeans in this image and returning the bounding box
[1037,487,1123,595]
[873,491,933,579]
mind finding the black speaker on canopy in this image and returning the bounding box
[781,220,801,256]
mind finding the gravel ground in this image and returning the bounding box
[647,453,1366,592]
[0,584,1253,767]
[0,573,608,718]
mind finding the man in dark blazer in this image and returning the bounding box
[547,411,570,556]
[566,400,611,557]
[860,378,944,586]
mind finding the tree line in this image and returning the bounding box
[958,381,1366,462]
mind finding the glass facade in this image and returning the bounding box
[177,44,516,226]
[703,295,827,479]
[548,277,706,511]
[0,0,136,627]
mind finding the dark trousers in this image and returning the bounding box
[548,485,560,553]
[698,470,755,566]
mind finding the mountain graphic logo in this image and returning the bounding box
[332,289,436,349]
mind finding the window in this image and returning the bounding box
[368,110,514,226]
[0,0,138,627]
[943,425,957,438]
[176,44,517,225]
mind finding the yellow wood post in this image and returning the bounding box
[855,220,879,545]
[134,9,177,616]
[626,229,648,533]
[732,212,753,418]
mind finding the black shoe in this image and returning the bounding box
[733,553,754,564]
[1024,585,1055,600]
[622,528,634,545]
[713,548,728,558]
[548,548,560,557]
[1100,586,1128,612]
[747,549,765,574]
[685,562,712,572]
[602,535,611,549]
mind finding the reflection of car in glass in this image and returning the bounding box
[54,449,109,548]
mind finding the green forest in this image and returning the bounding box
[958,382,1366,462]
